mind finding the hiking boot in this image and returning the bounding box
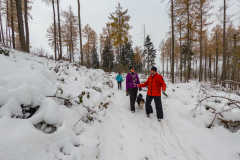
[147,114,150,117]
[158,118,162,122]
[131,111,135,113]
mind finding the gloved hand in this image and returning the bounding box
[126,90,129,96]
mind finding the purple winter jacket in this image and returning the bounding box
[126,72,141,91]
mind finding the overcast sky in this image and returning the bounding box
[29,0,239,69]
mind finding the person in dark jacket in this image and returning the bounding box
[116,73,123,90]
[138,66,166,121]
[126,66,141,113]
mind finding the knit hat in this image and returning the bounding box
[129,66,134,70]
[151,66,157,72]
[119,72,121,75]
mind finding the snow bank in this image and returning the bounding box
[0,47,113,160]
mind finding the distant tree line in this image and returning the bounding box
[160,0,240,88]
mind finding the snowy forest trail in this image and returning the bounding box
[95,80,204,160]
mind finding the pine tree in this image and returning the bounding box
[143,35,156,73]
[102,40,114,73]
[121,41,134,72]
[91,46,99,69]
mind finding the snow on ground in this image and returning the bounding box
[0,47,240,160]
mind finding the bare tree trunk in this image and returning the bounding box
[57,0,62,60]
[10,0,15,49]
[77,0,83,65]
[163,50,164,77]
[180,21,182,82]
[0,0,4,43]
[209,52,211,80]
[52,0,57,61]
[24,0,29,53]
[167,58,169,76]
[222,0,226,87]
[171,0,174,84]
[15,0,26,51]
[6,0,8,46]
[199,1,203,82]
[205,41,207,81]
[234,34,237,89]
[187,0,190,81]
[70,19,73,62]
[87,35,90,68]
[215,30,218,82]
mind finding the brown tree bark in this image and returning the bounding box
[15,0,26,51]
[215,30,218,82]
[171,0,174,84]
[10,0,15,49]
[77,0,83,65]
[52,0,57,61]
[187,0,190,81]
[199,1,203,82]
[222,0,226,87]
[57,0,62,60]
[24,0,29,53]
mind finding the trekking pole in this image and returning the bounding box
[163,92,168,98]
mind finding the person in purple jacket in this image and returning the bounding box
[126,66,141,113]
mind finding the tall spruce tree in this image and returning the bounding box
[91,46,99,69]
[121,41,134,72]
[143,35,156,73]
[102,40,114,73]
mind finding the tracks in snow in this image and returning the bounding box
[97,82,204,160]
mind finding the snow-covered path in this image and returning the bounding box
[95,80,204,160]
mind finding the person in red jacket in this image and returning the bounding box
[137,66,166,121]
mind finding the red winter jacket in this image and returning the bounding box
[139,73,166,96]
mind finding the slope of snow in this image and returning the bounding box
[0,47,240,160]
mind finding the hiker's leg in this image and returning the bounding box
[129,89,135,111]
[133,88,138,103]
[145,95,153,115]
[154,96,163,119]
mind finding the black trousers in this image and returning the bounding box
[146,95,163,119]
[118,82,122,89]
[129,88,138,111]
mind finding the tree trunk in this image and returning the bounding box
[70,19,73,62]
[167,58,168,75]
[199,1,203,82]
[171,0,174,84]
[163,50,164,77]
[187,0,190,81]
[77,0,83,65]
[222,0,226,87]
[10,0,15,49]
[6,0,8,46]
[180,21,182,82]
[0,0,5,43]
[87,35,90,68]
[205,41,207,81]
[15,0,26,51]
[234,34,237,89]
[209,52,211,80]
[216,30,218,82]
[52,0,57,61]
[57,0,62,60]
[24,0,29,53]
